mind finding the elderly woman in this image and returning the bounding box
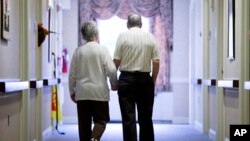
[68,21,117,141]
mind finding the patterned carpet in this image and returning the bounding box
[44,123,213,141]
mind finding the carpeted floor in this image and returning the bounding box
[44,123,213,141]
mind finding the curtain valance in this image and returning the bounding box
[80,0,161,20]
[90,0,121,19]
[128,0,160,17]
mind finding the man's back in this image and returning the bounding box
[114,27,159,72]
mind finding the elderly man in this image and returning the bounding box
[113,13,160,141]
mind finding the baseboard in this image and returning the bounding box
[194,120,203,132]
[172,117,189,124]
[224,138,229,141]
[101,120,172,124]
[42,126,52,140]
[63,116,78,124]
[153,120,172,124]
[63,117,173,124]
[209,128,216,141]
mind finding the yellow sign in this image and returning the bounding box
[51,85,62,122]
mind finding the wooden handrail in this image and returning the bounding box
[217,80,239,88]
[43,78,61,86]
[203,79,216,86]
[0,78,61,93]
[244,81,250,90]
[191,78,202,85]
[0,81,29,93]
[30,80,44,88]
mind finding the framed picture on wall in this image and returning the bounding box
[1,0,10,40]
[227,0,235,60]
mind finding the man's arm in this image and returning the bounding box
[110,59,120,91]
[152,59,160,84]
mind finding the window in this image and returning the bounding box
[97,16,149,56]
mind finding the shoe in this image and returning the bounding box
[90,138,98,141]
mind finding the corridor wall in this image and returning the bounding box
[0,0,63,141]
[190,0,250,141]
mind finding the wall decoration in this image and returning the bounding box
[48,8,52,62]
[38,22,49,47]
[1,0,10,40]
[227,0,235,60]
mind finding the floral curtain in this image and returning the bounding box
[78,0,173,92]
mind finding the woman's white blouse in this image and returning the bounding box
[68,41,117,101]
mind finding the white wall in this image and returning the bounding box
[172,0,190,123]
[61,0,79,123]
[0,0,20,79]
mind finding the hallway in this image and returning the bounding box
[1,0,250,141]
[44,123,213,141]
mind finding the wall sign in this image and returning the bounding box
[1,0,10,40]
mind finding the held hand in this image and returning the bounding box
[111,84,118,91]
[70,93,77,103]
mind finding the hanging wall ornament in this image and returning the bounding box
[37,22,56,47]
[38,22,49,47]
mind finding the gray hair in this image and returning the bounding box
[127,13,142,28]
[81,21,98,41]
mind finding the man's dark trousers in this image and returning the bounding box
[118,71,155,141]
